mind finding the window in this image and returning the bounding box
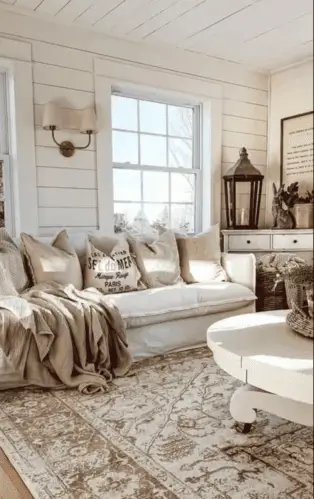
[0,69,14,234]
[0,70,9,230]
[111,94,201,235]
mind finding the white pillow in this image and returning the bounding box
[84,237,143,294]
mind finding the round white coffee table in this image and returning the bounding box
[207,310,313,433]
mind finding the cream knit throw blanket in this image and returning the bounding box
[0,283,132,393]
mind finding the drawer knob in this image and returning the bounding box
[293,239,298,243]
[246,240,251,244]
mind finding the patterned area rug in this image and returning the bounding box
[0,348,312,499]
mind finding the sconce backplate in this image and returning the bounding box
[59,141,75,158]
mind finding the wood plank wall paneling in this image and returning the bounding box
[38,187,98,208]
[36,167,97,189]
[36,146,96,170]
[0,13,268,232]
[38,207,98,227]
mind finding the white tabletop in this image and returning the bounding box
[207,311,313,404]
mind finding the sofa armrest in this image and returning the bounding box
[221,253,256,293]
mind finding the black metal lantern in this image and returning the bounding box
[223,147,264,229]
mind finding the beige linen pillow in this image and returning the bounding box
[84,237,143,294]
[21,230,83,290]
[176,224,228,283]
[128,230,183,288]
[0,229,30,295]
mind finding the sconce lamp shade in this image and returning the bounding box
[42,102,62,130]
[80,107,97,134]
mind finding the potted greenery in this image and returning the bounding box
[277,183,313,229]
[293,189,314,229]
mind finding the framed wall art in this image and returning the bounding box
[280,111,313,192]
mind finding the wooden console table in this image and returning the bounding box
[222,228,313,265]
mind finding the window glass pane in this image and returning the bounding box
[171,173,195,203]
[112,131,138,164]
[113,169,141,202]
[168,138,193,168]
[143,203,169,229]
[0,72,8,155]
[139,100,166,134]
[168,105,193,138]
[114,203,141,233]
[0,161,4,228]
[140,134,167,167]
[171,204,194,233]
[111,95,137,131]
[143,171,169,202]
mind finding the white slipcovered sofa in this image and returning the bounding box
[0,232,256,389]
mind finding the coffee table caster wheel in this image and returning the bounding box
[235,422,252,434]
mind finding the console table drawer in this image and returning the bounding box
[273,234,313,250]
[228,234,271,251]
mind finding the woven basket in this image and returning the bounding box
[284,278,307,309]
[306,289,313,318]
[281,264,313,309]
[286,303,313,339]
[256,266,287,312]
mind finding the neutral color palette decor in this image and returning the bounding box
[223,147,264,230]
[280,111,313,191]
[0,348,312,499]
[207,311,313,433]
[222,228,314,265]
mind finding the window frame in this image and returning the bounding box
[0,69,14,234]
[0,71,9,155]
[94,60,222,235]
[111,92,202,234]
[0,56,37,236]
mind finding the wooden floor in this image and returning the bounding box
[0,448,33,499]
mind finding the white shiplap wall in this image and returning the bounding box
[0,9,268,235]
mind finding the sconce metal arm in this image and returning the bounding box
[50,126,92,157]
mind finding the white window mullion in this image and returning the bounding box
[137,99,144,214]
[166,104,171,227]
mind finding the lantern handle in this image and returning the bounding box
[239,147,248,158]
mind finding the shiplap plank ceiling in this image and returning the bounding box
[2,0,313,71]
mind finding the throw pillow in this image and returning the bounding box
[21,230,83,289]
[128,230,183,288]
[176,224,228,283]
[84,236,143,294]
[0,229,30,295]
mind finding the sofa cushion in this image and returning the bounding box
[128,230,183,288]
[104,282,256,328]
[84,237,143,294]
[176,224,228,283]
[0,229,30,295]
[21,230,83,290]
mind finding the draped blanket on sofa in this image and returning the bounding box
[0,283,132,393]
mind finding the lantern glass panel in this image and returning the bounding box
[224,177,263,229]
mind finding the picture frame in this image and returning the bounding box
[280,111,313,191]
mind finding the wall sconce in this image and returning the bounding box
[42,102,97,158]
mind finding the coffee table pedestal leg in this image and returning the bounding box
[230,385,313,432]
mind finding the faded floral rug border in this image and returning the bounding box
[0,348,312,499]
